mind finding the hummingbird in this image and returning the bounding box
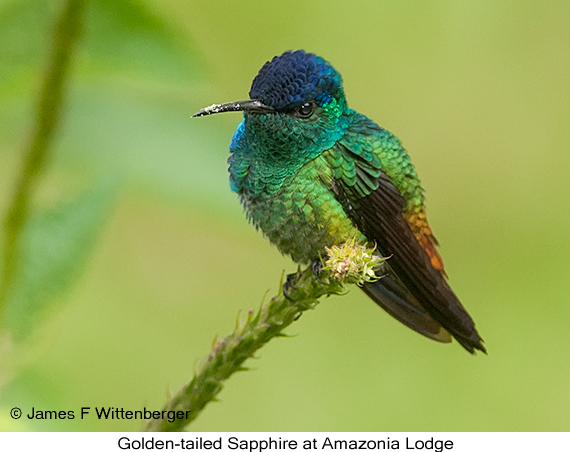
[194,50,484,354]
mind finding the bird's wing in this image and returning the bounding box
[325,123,484,353]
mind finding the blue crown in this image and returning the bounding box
[249,50,342,110]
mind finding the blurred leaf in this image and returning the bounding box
[56,86,236,211]
[4,177,118,340]
[0,0,214,208]
[0,0,205,102]
[83,0,205,84]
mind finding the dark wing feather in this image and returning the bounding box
[331,150,485,353]
[361,273,452,343]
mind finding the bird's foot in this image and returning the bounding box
[311,259,325,284]
[283,260,325,300]
[282,272,298,301]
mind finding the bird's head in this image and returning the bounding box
[194,50,350,160]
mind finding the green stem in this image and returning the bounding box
[143,267,343,432]
[0,0,87,322]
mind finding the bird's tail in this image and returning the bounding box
[362,274,486,354]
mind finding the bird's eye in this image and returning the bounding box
[294,101,316,118]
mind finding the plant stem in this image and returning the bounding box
[0,0,87,322]
[144,267,343,432]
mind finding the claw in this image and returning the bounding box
[311,260,325,284]
[282,273,297,301]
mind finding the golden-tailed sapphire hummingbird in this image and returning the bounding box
[194,50,484,353]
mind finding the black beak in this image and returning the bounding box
[192,100,275,117]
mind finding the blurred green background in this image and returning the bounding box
[1,0,569,432]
